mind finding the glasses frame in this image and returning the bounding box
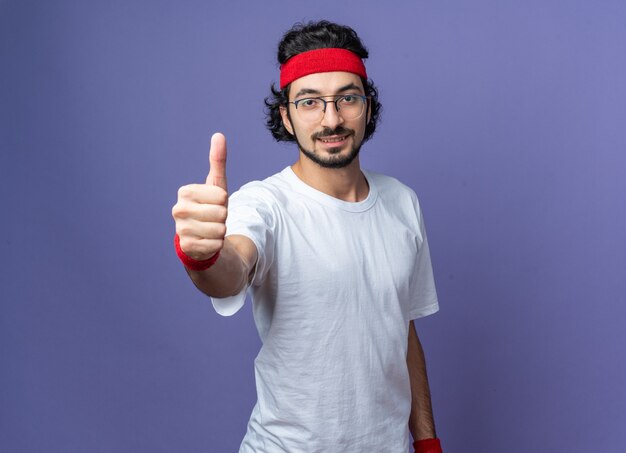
[287,94,369,122]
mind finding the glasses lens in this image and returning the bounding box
[337,95,365,120]
[295,98,324,122]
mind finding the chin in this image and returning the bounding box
[295,132,363,169]
[321,145,345,155]
[308,147,361,169]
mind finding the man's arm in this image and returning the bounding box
[184,234,257,298]
[407,319,437,441]
[172,132,257,298]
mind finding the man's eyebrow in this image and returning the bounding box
[293,83,364,99]
[336,82,363,93]
[293,88,322,98]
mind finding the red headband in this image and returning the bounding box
[279,48,368,89]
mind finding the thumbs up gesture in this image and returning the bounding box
[172,133,229,262]
[206,132,228,190]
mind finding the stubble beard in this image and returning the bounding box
[293,126,363,169]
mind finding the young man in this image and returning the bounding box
[172,21,443,453]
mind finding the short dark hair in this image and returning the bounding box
[264,20,382,142]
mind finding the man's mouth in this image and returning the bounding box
[317,134,349,144]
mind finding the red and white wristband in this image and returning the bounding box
[174,233,220,271]
[414,438,443,453]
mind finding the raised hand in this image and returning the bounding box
[172,133,229,262]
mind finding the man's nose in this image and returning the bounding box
[320,101,344,128]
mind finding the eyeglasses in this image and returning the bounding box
[287,94,368,123]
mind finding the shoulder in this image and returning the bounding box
[229,168,295,213]
[365,170,428,230]
[365,170,421,205]
[233,168,286,196]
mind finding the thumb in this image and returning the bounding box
[206,132,228,190]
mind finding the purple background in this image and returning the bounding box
[2,1,625,452]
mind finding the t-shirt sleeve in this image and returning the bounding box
[407,193,439,320]
[210,183,276,317]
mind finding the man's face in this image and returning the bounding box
[280,71,370,169]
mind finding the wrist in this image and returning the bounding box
[174,233,221,271]
[414,438,442,453]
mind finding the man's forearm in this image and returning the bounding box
[407,320,437,440]
[185,235,256,298]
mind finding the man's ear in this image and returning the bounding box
[280,105,295,136]
[367,98,372,124]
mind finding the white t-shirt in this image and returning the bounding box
[212,167,439,453]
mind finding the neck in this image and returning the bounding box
[291,154,369,202]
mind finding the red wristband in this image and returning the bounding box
[414,438,442,453]
[174,233,220,271]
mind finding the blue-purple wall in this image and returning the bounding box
[2,1,625,452]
